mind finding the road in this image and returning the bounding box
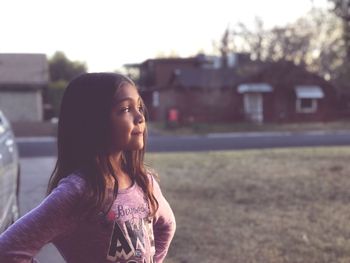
[16,130,350,157]
[20,157,65,263]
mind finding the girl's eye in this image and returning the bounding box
[118,105,143,114]
[120,107,130,113]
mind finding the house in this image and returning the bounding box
[126,55,337,124]
[167,68,242,122]
[0,53,49,122]
[126,54,249,122]
[236,61,337,123]
[336,88,350,118]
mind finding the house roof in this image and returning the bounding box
[0,53,49,87]
[171,68,240,89]
[247,61,325,87]
[234,60,338,95]
[127,55,223,69]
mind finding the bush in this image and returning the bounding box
[47,80,67,117]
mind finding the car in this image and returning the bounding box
[0,110,20,233]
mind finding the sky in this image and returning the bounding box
[0,0,330,72]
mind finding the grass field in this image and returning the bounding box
[146,146,350,263]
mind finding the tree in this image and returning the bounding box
[215,9,343,83]
[328,0,350,58]
[220,27,231,68]
[49,51,87,82]
[233,17,265,61]
[45,52,87,118]
[327,0,350,91]
[212,17,265,61]
[225,16,315,65]
[289,8,344,80]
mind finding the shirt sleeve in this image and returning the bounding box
[0,174,88,263]
[151,176,176,263]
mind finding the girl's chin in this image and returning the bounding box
[110,142,144,152]
[128,142,144,151]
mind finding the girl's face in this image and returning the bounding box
[110,83,146,152]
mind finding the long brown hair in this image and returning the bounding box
[47,73,158,217]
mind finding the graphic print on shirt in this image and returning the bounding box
[107,205,155,263]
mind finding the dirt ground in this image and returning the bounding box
[146,146,350,263]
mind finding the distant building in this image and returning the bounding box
[126,54,249,122]
[237,61,337,123]
[126,55,337,124]
[0,53,49,122]
[336,88,350,118]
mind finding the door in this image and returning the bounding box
[243,93,263,124]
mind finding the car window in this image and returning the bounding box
[0,111,7,135]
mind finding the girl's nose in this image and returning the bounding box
[134,111,145,124]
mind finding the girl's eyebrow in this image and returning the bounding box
[114,96,141,104]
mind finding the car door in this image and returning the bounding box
[0,111,19,232]
[0,115,9,232]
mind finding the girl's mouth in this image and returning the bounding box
[131,131,143,136]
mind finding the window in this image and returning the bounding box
[295,86,324,114]
[300,99,312,108]
[296,98,317,113]
[0,113,6,135]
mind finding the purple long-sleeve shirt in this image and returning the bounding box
[0,173,176,263]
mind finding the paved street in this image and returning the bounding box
[16,130,350,157]
[20,157,65,263]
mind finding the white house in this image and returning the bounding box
[0,53,49,122]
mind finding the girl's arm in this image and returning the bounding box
[0,174,87,263]
[151,177,176,263]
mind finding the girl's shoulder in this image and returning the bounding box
[145,168,162,193]
[56,171,89,197]
[146,168,158,182]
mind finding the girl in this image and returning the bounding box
[0,73,176,263]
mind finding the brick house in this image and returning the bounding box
[237,61,337,123]
[0,53,49,122]
[127,54,249,122]
[127,55,337,124]
[336,88,350,118]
